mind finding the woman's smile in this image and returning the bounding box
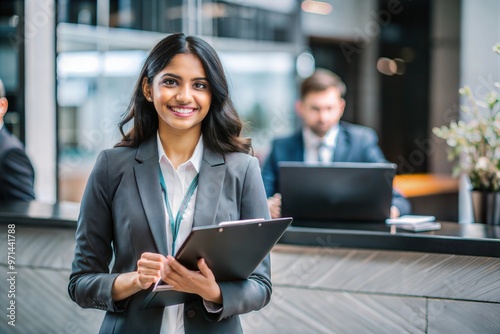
[170,106,198,116]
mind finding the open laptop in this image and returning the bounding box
[279,162,397,223]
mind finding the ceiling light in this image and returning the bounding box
[301,1,332,15]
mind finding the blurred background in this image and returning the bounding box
[0,0,499,221]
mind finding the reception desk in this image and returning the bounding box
[1,201,499,333]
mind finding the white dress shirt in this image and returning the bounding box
[157,133,202,334]
[302,126,339,163]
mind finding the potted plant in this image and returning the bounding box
[432,44,500,224]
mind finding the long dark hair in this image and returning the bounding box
[116,33,251,155]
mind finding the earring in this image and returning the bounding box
[147,97,152,102]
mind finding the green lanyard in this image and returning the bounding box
[159,165,199,255]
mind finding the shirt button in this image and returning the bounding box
[185,309,196,319]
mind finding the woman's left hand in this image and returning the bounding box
[162,256,222,304]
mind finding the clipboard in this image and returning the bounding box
[139,217,293,310]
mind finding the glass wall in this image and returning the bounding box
[56,0,301,202]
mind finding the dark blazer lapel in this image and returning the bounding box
[291,132,305,161]
[193,146,226,228]
[333,124,350,162]
[133,136,169,255]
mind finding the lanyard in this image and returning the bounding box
[159,165,199,255]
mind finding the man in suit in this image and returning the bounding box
[0,79,35,202]
[262,69,410,219]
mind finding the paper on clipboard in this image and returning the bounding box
[218,218,265,226]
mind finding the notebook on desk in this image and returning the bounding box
[279,162,396,223]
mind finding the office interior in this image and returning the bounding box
[0,0,498,222]
[0,0,499,333]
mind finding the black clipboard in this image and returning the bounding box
[139,217,293,310]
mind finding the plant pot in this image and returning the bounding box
[470,190,500,225]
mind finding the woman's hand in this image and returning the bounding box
[162,256,222,304]
[112,252,166,301]
[136,252,167,290]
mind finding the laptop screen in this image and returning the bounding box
[278,162,396,223]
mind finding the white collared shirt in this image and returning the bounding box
[302,126,339,163]
[158,132,203,334]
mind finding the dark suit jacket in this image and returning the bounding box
[69,136,272,334]
[0,126,35,201]
[262,121,411,215]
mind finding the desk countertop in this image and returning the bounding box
[0,200,80,228]
[282,221,500,258]
[393,173,459,197]
[1,201,499,257]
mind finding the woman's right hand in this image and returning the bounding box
[112,252,166,301]
[136,252,167,289]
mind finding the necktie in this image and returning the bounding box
[318,142,327,162]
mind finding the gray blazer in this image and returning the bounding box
[68,136,272,334]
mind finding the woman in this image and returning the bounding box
[68,33,272,334]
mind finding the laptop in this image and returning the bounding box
[279,162,396,223]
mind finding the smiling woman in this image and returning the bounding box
[68,33,272,334]
[116,33,252,157]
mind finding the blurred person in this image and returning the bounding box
[0,78,35,202]
[262,69,410,219]
[68,33,271,333]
